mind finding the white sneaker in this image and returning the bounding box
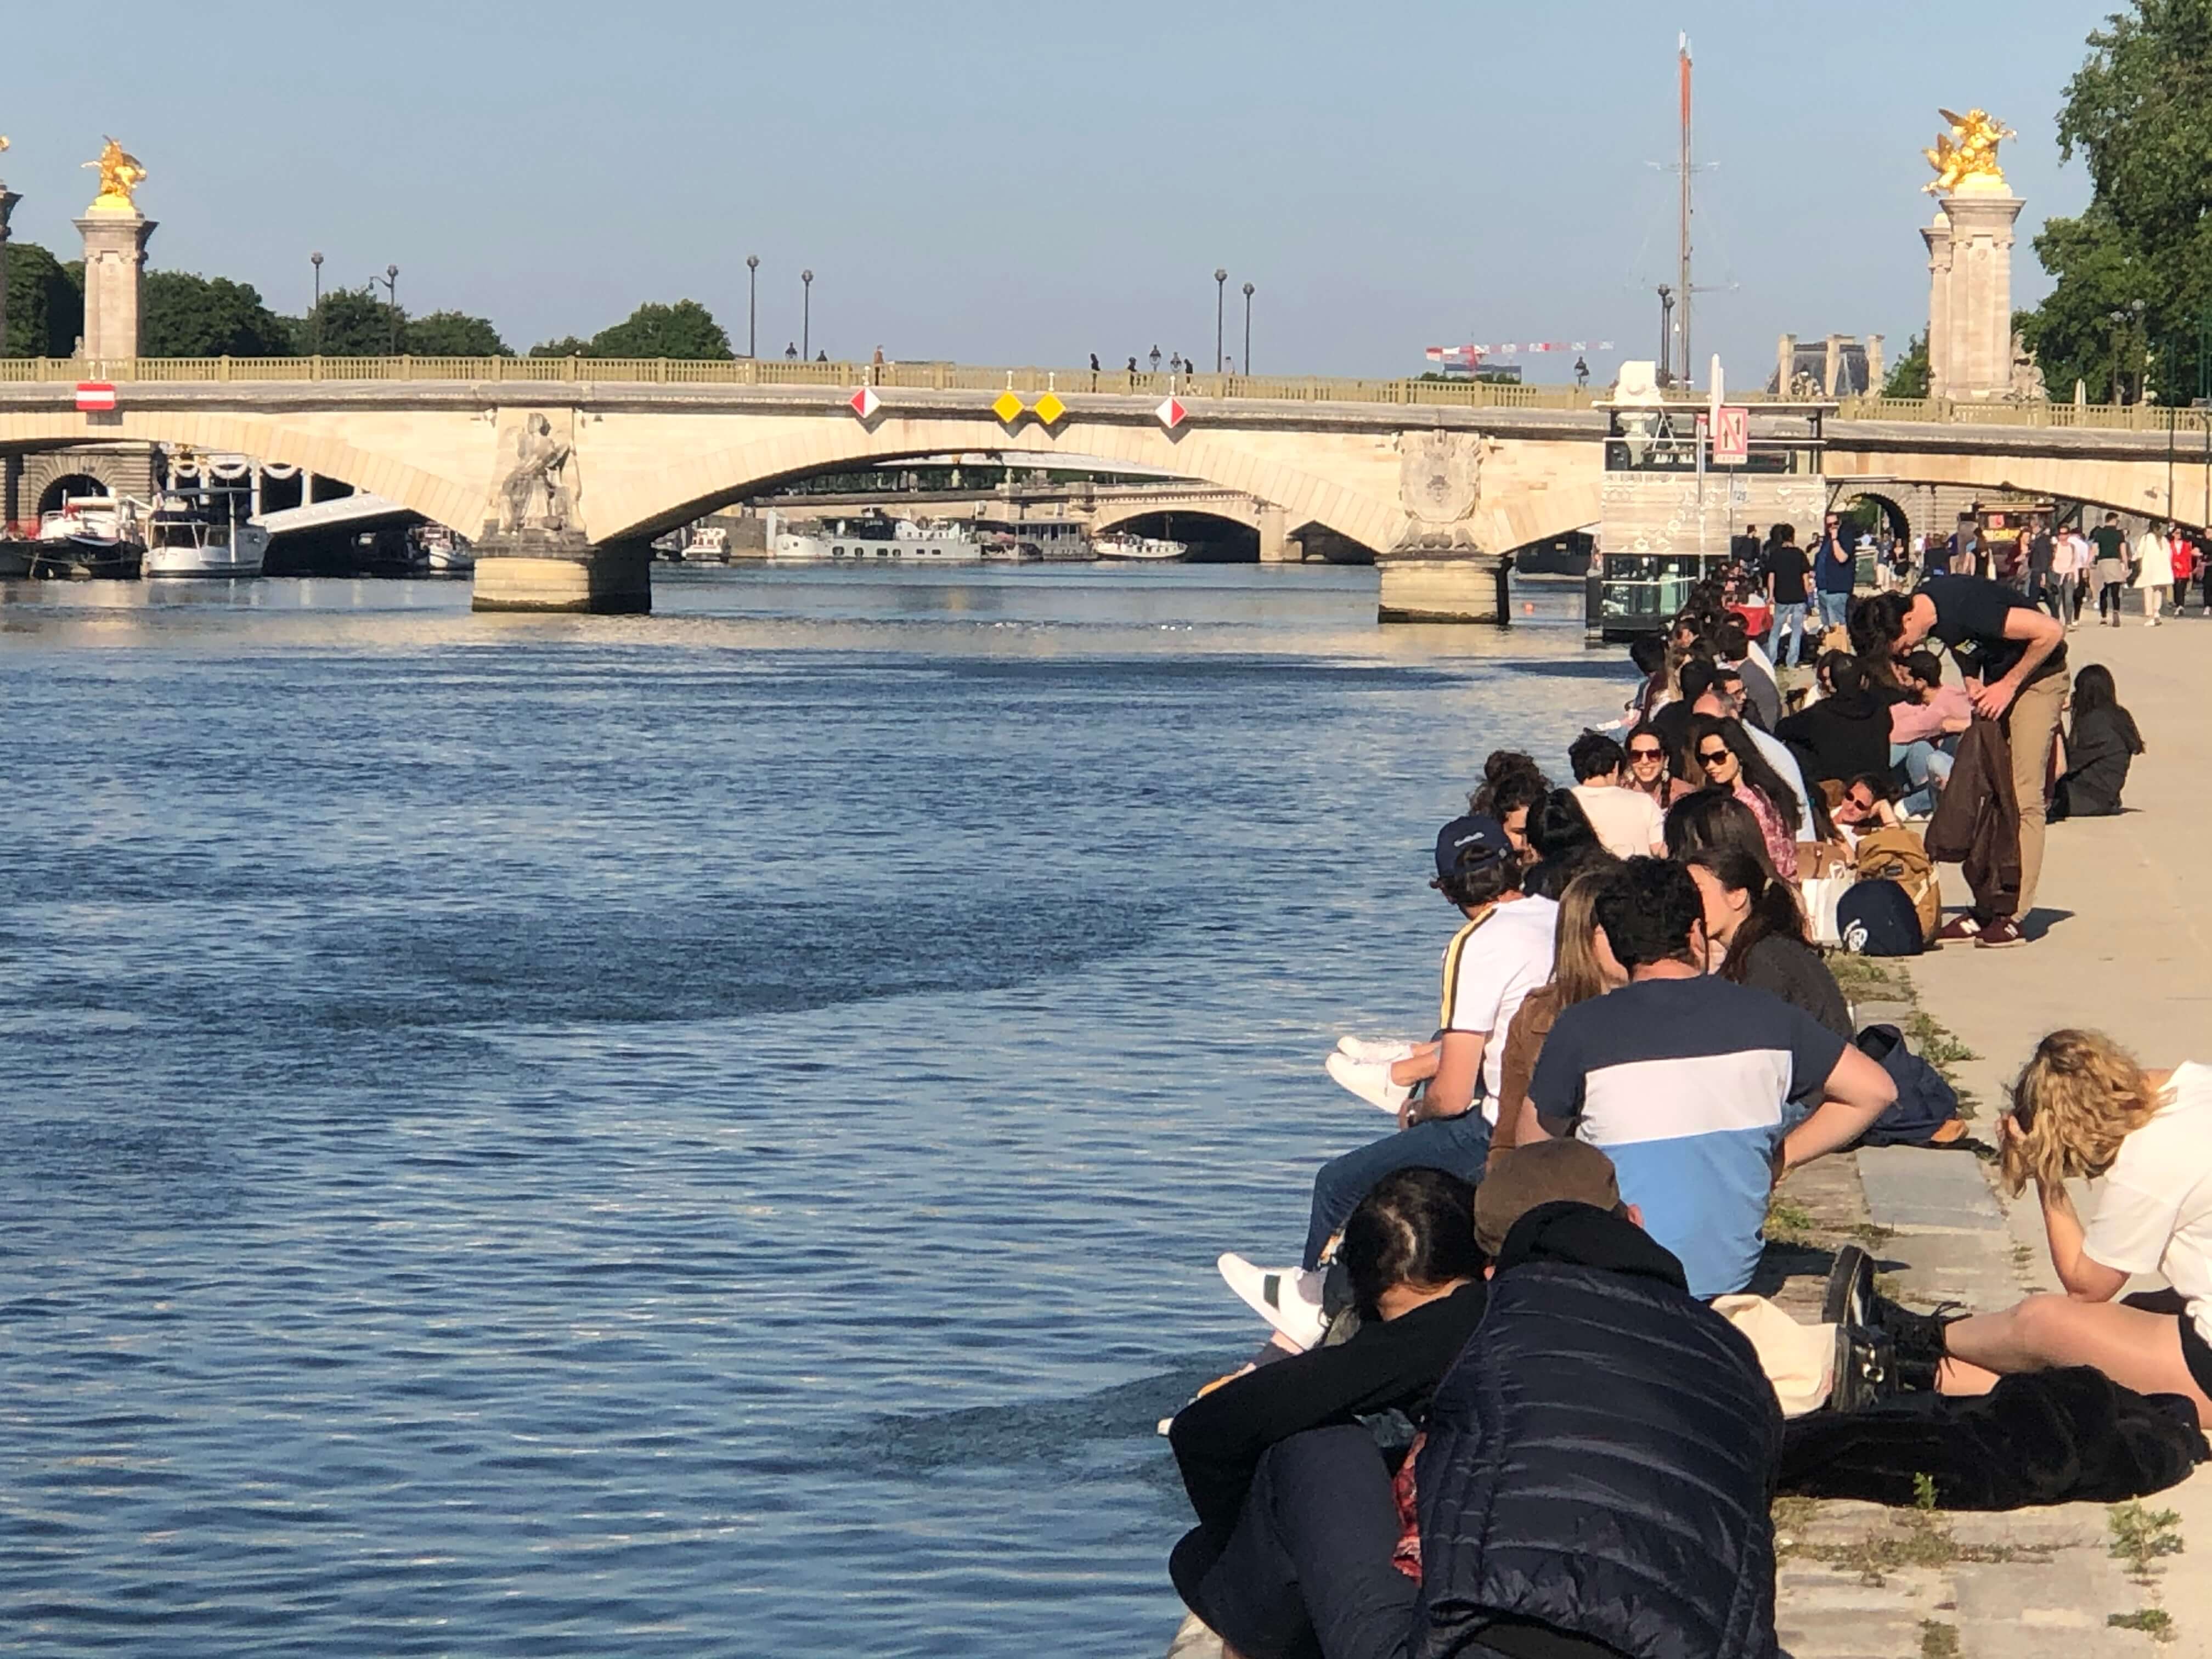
[1335,1035,1417,1066]
[1325,1051,1412,1114]
[1217,1252,1329,1351]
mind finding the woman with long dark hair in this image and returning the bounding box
[1682,842,1849,1036]
[1519,788,1616,900]
[1622,722,1692,809]
[1470,751,1551,865]
[1664,786,1782,878]
[2053,663,2146,819]
[1686,714,1802,877]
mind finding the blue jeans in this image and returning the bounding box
[1816,589,1851,632]
[1891,738,1955,817]
[1768,602,1808,665]
[1304,1110,1491,1268]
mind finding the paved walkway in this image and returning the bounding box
[1777,618,2212,1658]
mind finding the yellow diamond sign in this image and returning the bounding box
[991,391,1026,425]
[1032,392,1066,426]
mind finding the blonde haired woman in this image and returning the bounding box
[1493,868,1628,1161]
[1898,1030,2212,1423]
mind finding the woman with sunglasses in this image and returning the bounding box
[1686,714,1802,878]
[1881,1030,2212,1425]
[1621,723,1690,810]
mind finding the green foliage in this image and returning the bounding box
[2109,1607,2176,1641]
[403,309,509,357]
[1882,332,1930,399]
[2109,1502,2185,1579]
[528,335,594,358]
[296,286,405,356]
[140,271,292,358]
[584,300,733,360]
[2019,3,2212,402]
[3,241,83,357]
[1918,1621,1961,1659]
[1912,1471,1938,1512]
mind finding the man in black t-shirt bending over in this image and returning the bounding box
[1852,578,2066,947]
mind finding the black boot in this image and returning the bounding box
[1870,1293,1962,1392]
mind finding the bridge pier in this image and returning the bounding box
[471,534,651,614]
[1257,504,1294,562]
[1375,551,1510,624]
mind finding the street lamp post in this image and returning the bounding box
[1214,268,1228,373]
[1242,282,1254,376]
[371,263,400,353]
[309,251,323,351]
[802,269,814,359]
[746,255,760,358]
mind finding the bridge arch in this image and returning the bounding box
[0,411,488,534]
[594,415,1410,552]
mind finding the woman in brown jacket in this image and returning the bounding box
[1491,868,1628,1165]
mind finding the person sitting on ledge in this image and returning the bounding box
[1877,1030,2212,1427]
[1166,1166,1487,1659]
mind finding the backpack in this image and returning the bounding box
[1854,1024,1961,1147]
[1853,826,1940,946]
[1838,879,1925,956]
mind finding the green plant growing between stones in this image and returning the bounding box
[2109,1502,2183,1581]
[2108,1607,2176,1643]
[1919,1620,1961,1658]
[1764,1195,1818,1246]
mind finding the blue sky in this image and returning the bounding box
[1,1,2109,380]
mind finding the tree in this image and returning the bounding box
[3,242,83,357]
[527,334,593,358]
[404,309,510,356]
[1881,332,1930,398]
[295,286,405,356]
[140,270,294,358]
[584,300,733,360]
[2016,1,2212,401]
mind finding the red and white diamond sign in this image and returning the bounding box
[849,386,881,420]
[76,381,117,412]
[1155,396,1186,431]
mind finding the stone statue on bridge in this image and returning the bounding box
[83,138,146,211]
[496,413,575,534]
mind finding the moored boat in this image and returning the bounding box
[768,510,984,563]
[143,491,266,578]
[1093,531,1189,562]
[33,495,145,578]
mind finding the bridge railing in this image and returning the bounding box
[3,355,2209,434]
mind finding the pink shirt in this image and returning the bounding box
[1891,685,1970,745]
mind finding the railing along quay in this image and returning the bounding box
[1,356,2208,434]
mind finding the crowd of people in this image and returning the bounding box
[1161,571,2200,1659]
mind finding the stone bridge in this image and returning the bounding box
[3,362,2210,616]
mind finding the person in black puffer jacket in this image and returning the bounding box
[1415,1199,1784,1659]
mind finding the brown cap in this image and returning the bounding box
[1474,1139,1622,1255]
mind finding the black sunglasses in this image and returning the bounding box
[1627,747,1663,760]
[1697,747,1733,765]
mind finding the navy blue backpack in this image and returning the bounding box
[1854,1023,1962,1148]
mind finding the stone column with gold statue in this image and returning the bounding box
[0,137,19,358]
[74,137,156,365]
[1920,109,2025,402]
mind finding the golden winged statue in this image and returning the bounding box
[83,137,147,210]
[1924,108,2014,195]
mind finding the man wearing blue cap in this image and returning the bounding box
[1218,815,1556,1349]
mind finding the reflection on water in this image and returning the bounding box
[1,565,1600,1657]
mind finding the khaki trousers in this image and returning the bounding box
[2005,672,2068,917]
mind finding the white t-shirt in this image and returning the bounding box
[1437,894,1559,1117]
[2083,1062,2212,1348]
[1571,781,1667,860]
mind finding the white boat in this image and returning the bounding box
[414,525,475,573]
[767,510,983,563]
[974,515,1094,562]
[34,495,144,578]
[142,492,264,578]
[681,525,730,562]
[1093,531,1189,562]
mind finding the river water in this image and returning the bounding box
[2,565,1602,1657]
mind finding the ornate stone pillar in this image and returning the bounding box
[0,178,20,358]
[1867,334,1886,395]
[1823,334,1846,398]
[75,204,156,364]
[1922,212,1954,400]
[469,405,650,614]
[1776,334,1797,395]
[1939,188,2023,400]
